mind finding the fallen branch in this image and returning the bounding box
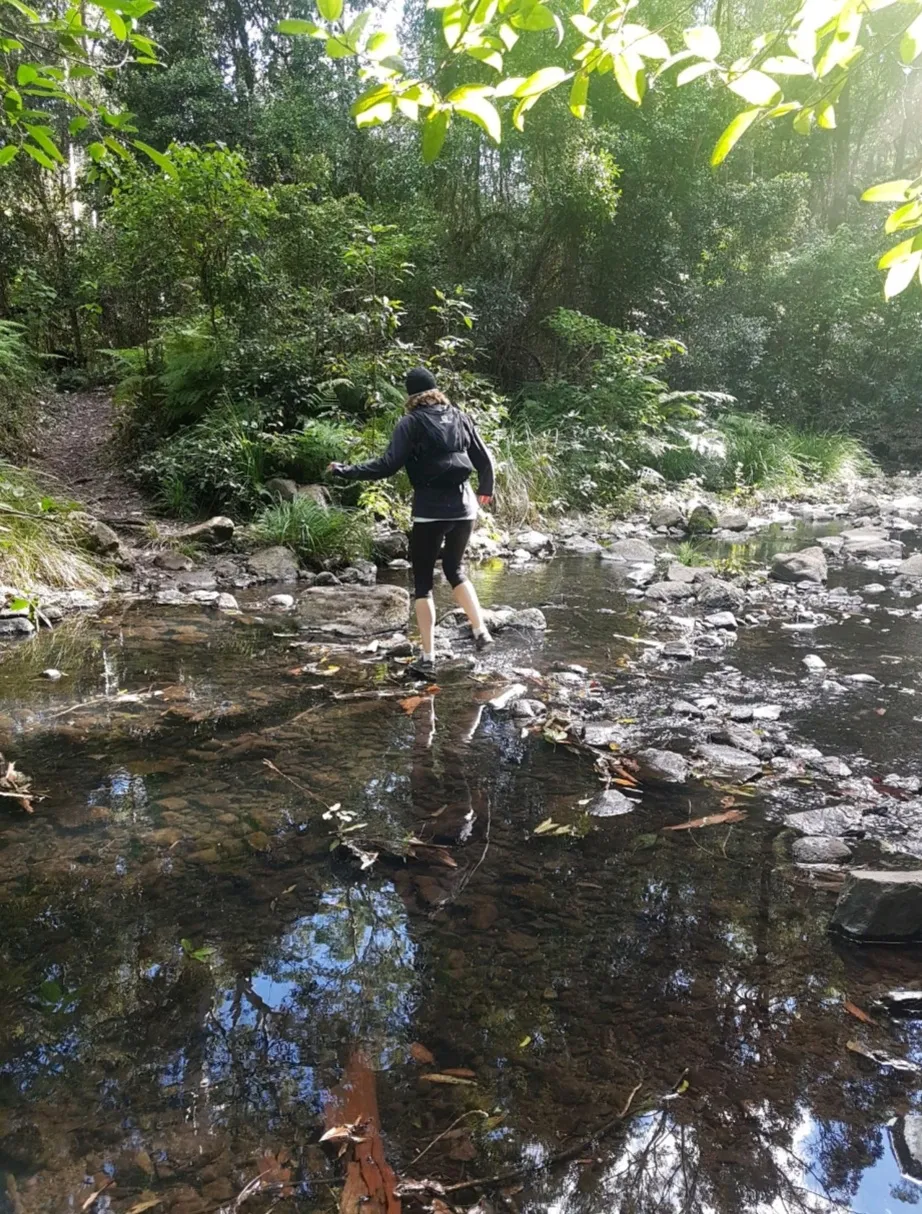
[262,758,334,810]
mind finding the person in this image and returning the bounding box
[329,368,495,672]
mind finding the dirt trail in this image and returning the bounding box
[27,390,150,521]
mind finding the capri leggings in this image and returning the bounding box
[410,519,474,600]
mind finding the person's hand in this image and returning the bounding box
[327,462,344,474]
[477,495,492,507]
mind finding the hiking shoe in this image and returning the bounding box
[474,629,494,651]
[409,656,436,677]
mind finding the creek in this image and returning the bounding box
[2,522,922,1214]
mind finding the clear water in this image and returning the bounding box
[2,527,922,1213]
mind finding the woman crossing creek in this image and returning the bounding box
[329,368,495,672]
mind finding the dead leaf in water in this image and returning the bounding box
[321,1119,370,1145]
[409,1042,436,1065]
[845,999,876,1025]
[81,1182,112,1211]
[846,1040,918,1072]
[441,1067,477,1078]
[400,695,425,715]
[420,1073,476,1086]
[663,809,747,832]
[126,1197,163,1213]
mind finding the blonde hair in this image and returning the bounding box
[406,389,450,412]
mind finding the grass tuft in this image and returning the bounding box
[251,497,372,566]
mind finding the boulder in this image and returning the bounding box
[666,563,698,584]
[709,723,768,757]
[604,538,657,563]
[297,584,410,634]
[338,560,377,587]
[263,477,298,501]
[696,578,746,611]
[560,534,603,555]
[892,494,922,514]
[515,530,555,556]
[176,570,217,591]
[704,611,738,629]
[373,529,410,562]
[651,505,686,530]
[718,510,749,532]
[646,581,696,602]
[267,593,295,609]
[792,836,853,864]
[214,593,239,611]
[802,653,826,672]
[247,546,300,582]
[589,788,636,817]
[636,748,689,783]
[0,616,34,635]
[771,547,828,584]
[508,607,547,630]
[582,722,626,747]
[70,513,120,555]
[297,484,330,506]
[687,504,719,534]
[153,551,194,572]
[848,493,879,516]
[784,805,863,836]
[898,553,922,578]
[178,516,235,546]
[841,528,904,560]
[694,743,762,781]
[831,869,922,941]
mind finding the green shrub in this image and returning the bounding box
[265,419,356,484]
[251,497,371,565]
[0,321,40,459]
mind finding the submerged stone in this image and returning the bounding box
[784,805,863,836]
[297,584,410,633]
[635,748,689,783]
[695,743,762,780]
[589,788,636,817]
[792,835,853,864]
[771,547,827,584]
[832,869,922,941]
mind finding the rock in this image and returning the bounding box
[515,530,555,556]
[695,743,762,780]
[646,581,696,602]
[666,563,698,584]
[832,869,922,940]
[604,538,657,563]
[752,704,782,720]
[841,528,904,560]
[297,584,410,634]
[624,563,656,587]
[155,588,189,606]
[673,699,706,717]
[178,516,235,545]
[214,593,238,611]
[802,653,827,671]
[704,611,738,629]
[771,547,828,584]
[784,806,863,836]
[709,723,768,757]
[561,534,602,555]
[338,560,377,587]
[508,607,547,630]
[663,639,694,658]
[636,748,689,783]
[373,529,409,562]
[718,510,749,531]
[890,1114,922,1183]
[815,755,852,778]
[267,593,295,609]
[583,722,626,747]
[589,788,636,817]
[898,553,922,577]
[247,546,300,582]
[848,493,879,515]
[153,550,194,572]
[688,504,719,534]
[70,513,120,555]
[297,484,330,506]
[792,835,853,864]
[892,494,922,514]
[313,571,341,586]
[264,477,299,501]
[651,505,686,530]
[40,668,63,680]
[512,698,547,719]
[696,579,746,611]
[0,616,34,635]
[176,570,217,591]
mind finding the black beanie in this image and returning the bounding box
[405,367,437,396]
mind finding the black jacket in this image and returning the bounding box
[338,393,495,520]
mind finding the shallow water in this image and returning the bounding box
[3,527,922,1214]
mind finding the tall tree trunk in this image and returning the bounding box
[828,81,852,231]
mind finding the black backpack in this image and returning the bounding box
[411,405,475,488]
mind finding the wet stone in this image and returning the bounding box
[695,744,762,781]
[245,831,271,852]
[583,722,625,747]
[704,611,738,629]
[651,505,686,529]
[792,835,853,864]
[688,504,719,533]
[646,581,696,602]
[784,805,864,837]
[832,869,922,940]
[663,639,694,659]
[696,579,746,612]
[589,788,636,817]
[247,546,300,582]
[604,538,657,563]
[771,547,828,584]
[635,748,689,783]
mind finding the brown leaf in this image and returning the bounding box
[431,1201,455,1214]
[440,1068,476,1079]
[320,1119,370,1144]
[663,809,747,832]
[419,1073,476,1086]
[448,1133,477,1162]
[125,1198,163,1214]
[720,796,740,809]
[845,999,876,1025]
[400,696,425,715]
[81,1182,112,1211]
[409,1042,436,1065]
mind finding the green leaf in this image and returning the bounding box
[38,979,63,1004]
[451,93,501,142]
[356,98,395,127]
[69,115,89,135]
[657,49,695,75]
[684,25,721,59]
[0,146,19,166]
[711,106,762,166]
[677,61,716,86]
[512,3,556,32]
[862,179,913,203]
[571,13,597,36]
[276,18,323,36]
[878,234,922,270]
[494,76,526,97]
[728,69,780,106]
[792,106,813,134]
[325,34,353,58]
[499,21,518,49]
[514,66,571,98]
[443,3,465,49]
[816,103,836,130]
[352,83,395,116]
[761,54,812,74]
[885,200,922,233]
[24,124,64,163]
[422,108,449,162]
[622,23,670,60]
[106,8,128,39]
[613,53,645,105]
[816,7,863,77]
[467,46,504,70]
[5,0,39,18]
[132,140,177,176]
[8,596,29,612]
[22,143,57,170]
[884,251,922,299]
[569,71,589,118]
[317,0,343,19]
[16,64,38,86]
[367,30,399,58]
[86,141,107,161]
[512,93,539,130]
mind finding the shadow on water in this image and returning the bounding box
[1,535,922,1212]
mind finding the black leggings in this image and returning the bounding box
[410,519,473,600]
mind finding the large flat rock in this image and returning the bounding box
[296,584,410,634]
[831,869,922,940]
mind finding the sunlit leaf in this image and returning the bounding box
[451,93,501,142]
[133,140,177,176]
[0,146,19,166]
[711,106,762,166]
[613,52,645,104]
[683,25,721,59]
[816,103,835,129]
[514,66,571,98]
[622,23,670,59]
[862,179,913,203]
[884,251,922,299]
[728,69,780,105]
[422,107,449,162]
[276,18,323,36]
[443,2,465,49]
[317,0,343,20]
[569,71,589,118]
[677,61,716,86]
[761,54,812,74]
[878,233,922,269]
[511,3,556,32]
